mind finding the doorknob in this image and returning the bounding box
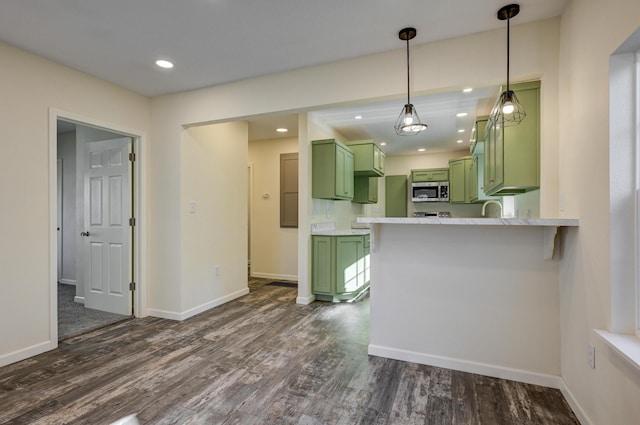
[81,231,91,237]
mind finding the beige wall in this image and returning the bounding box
[248,137,299,280]
[0,41,150,365]
[558,1,640,424]
[172,122,250,318]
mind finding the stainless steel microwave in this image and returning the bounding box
[411,182,449,202]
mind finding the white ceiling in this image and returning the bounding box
[311,84,500,155]
[8,0,568,153]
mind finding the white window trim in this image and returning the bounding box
[636,49,640,336]
[604,38,640,370]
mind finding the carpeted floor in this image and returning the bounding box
[58,283,130,341]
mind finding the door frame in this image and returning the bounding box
[48,108,148,345]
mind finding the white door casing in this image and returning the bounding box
[82,138,132,315]
[57,158,63,282]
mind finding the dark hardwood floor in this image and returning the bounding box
[0,279,579,425]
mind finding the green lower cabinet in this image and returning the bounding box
[312,234,370,302]
[352,176,378,204]
[385,175,408,217]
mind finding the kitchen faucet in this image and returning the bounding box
[481,200,503,217]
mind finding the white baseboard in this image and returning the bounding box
[0,340,56,368]
[296,295,315,305]
[74,296,85,304]
[251,272,298,282]
[368,344,562,389]
[148,287,250,321]
[58,279,76,285]
[558,379,594,425]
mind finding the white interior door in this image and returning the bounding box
[82,138,132,315]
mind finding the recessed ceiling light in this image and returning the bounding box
[458,129,465,133]
[355,115,363,120]
[380,142,387,146]
[457,140,463,144]
[276,128,288,133]
[418,148,426,152]
[155,59,174,69]
[456,112,468,117]
[463,87,473,93]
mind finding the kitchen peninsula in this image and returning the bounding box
[357,216,579,387]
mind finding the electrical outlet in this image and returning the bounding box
[587,343,595,369]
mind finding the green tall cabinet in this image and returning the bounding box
[312,234,370,302]
[312,139,354,200]
[385,175,408,217]
[484,81,540,196]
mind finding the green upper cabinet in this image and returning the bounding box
[312,139,354,200]
[470,115,489,155]
[449,156,473,203]
[352,176,378,204]
[411,168,449,182]
[469,153,498,203]
[345,140,385,176]
[484,81,540,196]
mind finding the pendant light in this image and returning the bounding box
[394,27,428,135]
[490,4,526,126]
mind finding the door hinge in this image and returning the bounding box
[129,217,136,226]
[129,282,136,291]
[129,152,136,162]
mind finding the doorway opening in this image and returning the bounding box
[55,118,140,340]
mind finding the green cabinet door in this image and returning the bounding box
[312,139,354,200]
[449,156,473,203]
[385,175,407,217]
[352,176,378,204]
[470,115,489,155]
[484,81,540,196]
[335,236,365,294]
[345,140,385,176]
[312,236,334,296]
[471,153,498,203]
[468,156,478,201]
[411,168,449,182]
[312,234,370,302]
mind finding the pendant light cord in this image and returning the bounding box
[506,16,510,92]
[406,36,411,105]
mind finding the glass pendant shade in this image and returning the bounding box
[394,103,428,135]
[490,4,526,126]
[490,89,526,126]
[394,27,427,136]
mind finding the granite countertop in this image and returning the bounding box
[356,217,579,227]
